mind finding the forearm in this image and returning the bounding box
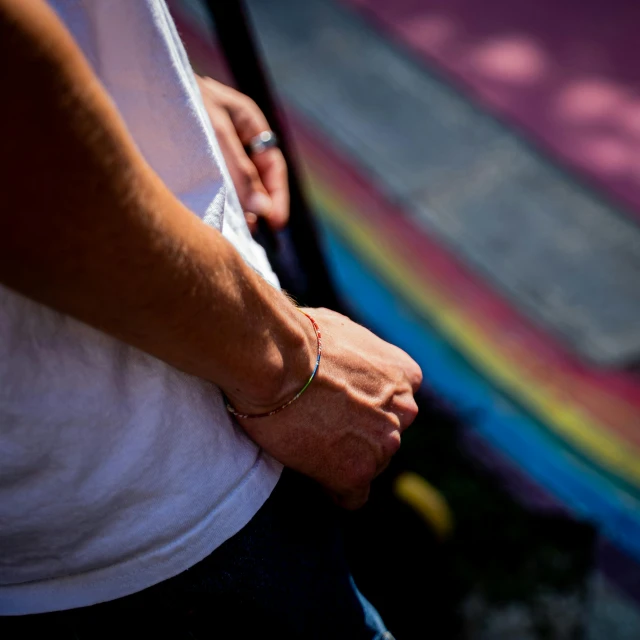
[0,0,313,405]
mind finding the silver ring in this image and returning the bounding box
[245,130,278,155]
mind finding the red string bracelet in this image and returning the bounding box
[225,310,322,420]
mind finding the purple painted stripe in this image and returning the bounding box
[462,428,640,604]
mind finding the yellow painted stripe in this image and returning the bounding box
[307,177,640,488]
[394,472,454,540]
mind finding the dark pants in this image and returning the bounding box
[1,470,392,639]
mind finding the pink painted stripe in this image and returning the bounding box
[342,0,640,222]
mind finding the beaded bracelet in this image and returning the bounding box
[225,310,322,420]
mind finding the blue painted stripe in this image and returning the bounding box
[321,226,640,562]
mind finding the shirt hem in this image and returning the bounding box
[0,453,283,615]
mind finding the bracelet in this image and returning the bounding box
[225,310,322,420]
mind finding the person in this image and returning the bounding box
[0,0,422,637]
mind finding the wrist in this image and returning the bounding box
[224,298,318,415]
[275,305,319,405]
[225,309,322,419]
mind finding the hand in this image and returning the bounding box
[196,75,289,232]
[228,308,423,509]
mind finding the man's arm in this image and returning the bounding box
[0,0,422,508]
[0,0,313,407]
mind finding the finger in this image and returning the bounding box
[210,106,273,220]
[393,393,419,432]
[225,98,289,229]
[408,360,423,393]
[251,148,289,230]
[393,347,423,393]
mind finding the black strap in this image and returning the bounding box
[203,0,343,310]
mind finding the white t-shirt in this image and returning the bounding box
[0,0,282,615]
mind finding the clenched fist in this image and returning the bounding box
[229,308,423,509]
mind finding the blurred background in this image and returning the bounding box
[170,0,640,637]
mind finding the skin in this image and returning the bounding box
[0,0,422,509]
[195,75,290,232]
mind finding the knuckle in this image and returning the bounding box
[401,397,419,428]
[384,430,402,456]
[388,392,418,431]
[398,354,423,392]
[411,361,423,386]
[239,95,259,112]
[237,106,263,132]
[407,399,419,421]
